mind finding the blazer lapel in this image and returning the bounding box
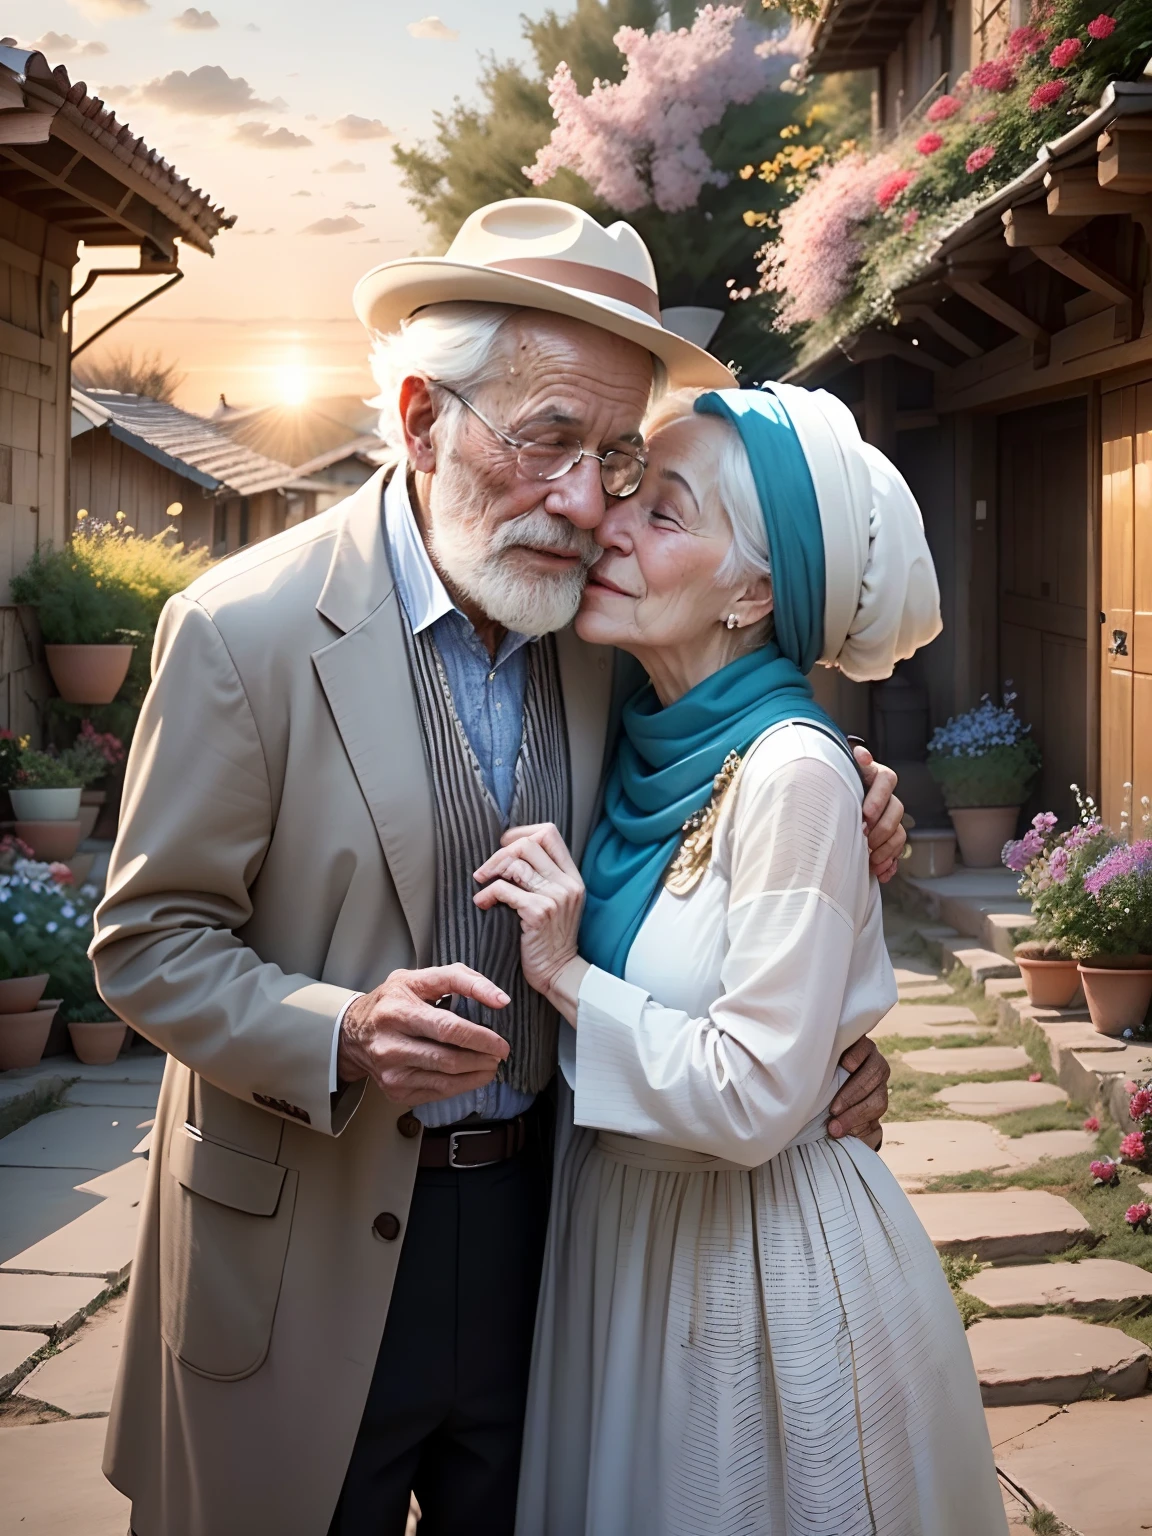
[312,469,435,963]
[555,625,614,861]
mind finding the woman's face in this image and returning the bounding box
[575,415,765,658]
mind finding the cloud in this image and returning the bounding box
[356,238,381,245]
[239,226,276,236]
[234,121,312,148]
[291,189,312,197]
[69,0,150,17]
[114,65,284,114]
[407,16,458,41]
[244,21,259,30]
[331,114,392,141]
[171,8,218,30]
[328,159,365,173]
[302,215,364,235]
[32,31,108,56]
[345,201,376,210]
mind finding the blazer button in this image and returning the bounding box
[397,1113,421,1139]
[373,1212,401,1242]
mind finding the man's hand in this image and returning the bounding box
[338,964,510,1105]
[853,745,906,884]
[828,1035,890,1149]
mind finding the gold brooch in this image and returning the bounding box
[663,750,742,896]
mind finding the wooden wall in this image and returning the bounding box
[70,423,210,544]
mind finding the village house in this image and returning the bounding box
[798,0,1152,832]
[211,393,384,514]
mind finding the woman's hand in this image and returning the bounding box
[474,823,587,1006]
[853,746,906,883]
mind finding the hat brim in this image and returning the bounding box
[353,258,735,389]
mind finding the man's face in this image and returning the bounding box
[421,312,654,635]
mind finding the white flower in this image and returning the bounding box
[0,890,10,904]
[61,904,75,919]
[44,921,57,933]
[12,912,27,924]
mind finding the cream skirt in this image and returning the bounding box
[516,1089,1007,1536]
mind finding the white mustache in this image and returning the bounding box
[490,508,600,569]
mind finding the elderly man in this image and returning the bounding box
[93,199,903,1536]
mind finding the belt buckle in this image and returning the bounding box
[448,1128,501,1169]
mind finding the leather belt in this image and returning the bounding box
[418,1115,528,1170]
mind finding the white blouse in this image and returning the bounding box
[571,722,897,1168]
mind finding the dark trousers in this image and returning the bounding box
[328,1125,550,1536]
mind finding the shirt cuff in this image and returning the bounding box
[329,993,364,1095]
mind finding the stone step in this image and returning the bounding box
[0,1325,48,1395]
[967,1315,1151,1405]
[0,1418,130,1532]
[993,1398,1152,1536]
[933,1080,1068,1117]
[0,1106,151,1174]
[62,1081,159,1109]
[0,1272,108,1336]
[874,1014,990,1042]
[892,962,940,985]
[907,1190,1092,1263]
[895,982,955,1000]
[964,1258,1152,1320]
[15,1294,125,1416]
[985,976,1028,1000]
[941,939,1021,985]
[881,1122,1095,1191]
[899,1044,1030,1076]
[1,1188,141,1284]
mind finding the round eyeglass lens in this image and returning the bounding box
[602,451,644,498]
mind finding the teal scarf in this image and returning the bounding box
[579,388,846,978]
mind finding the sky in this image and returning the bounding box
[9,0,549,410]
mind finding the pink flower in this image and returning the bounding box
[1087,13,1116,39]
[876,169,915,209]
[901,209,920,233]
[1032,812,1059,834]
[972,109,999,125]
[1009,25,1047,54]
[1090,1157,1119,1183]
[1049,37,1083,68]
[916,132,944,156]
[1119,1130,1148,1162]
[1130,1088,1152,1120]
[926,93,961,123]
[971,58,1016,92]
[1125,1080,1140,1093]
[1029,79,1067,111]
[966,144,996,174]
[1125,1201,1152,1228]
[1048,846,1070,883]
[1029,1072,1043,1082]
[1082,1116,1100,1132]
[48,862,74,885]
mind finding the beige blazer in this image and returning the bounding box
[92,468,615,1536]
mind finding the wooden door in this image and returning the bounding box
[998,399,1088,825]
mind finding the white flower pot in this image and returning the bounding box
[9,787,82,821]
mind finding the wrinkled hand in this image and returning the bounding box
[828,1035,890,1149]
[854,746,906,884]
[337,965,509,1104]
[474,822,585,998]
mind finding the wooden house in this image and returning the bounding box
[211,394,384,515]
[0,40,231,731]
[796,4,1152,831]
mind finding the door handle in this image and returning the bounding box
[1109,629,1129,656]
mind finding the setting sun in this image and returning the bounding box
[276,363,311,407]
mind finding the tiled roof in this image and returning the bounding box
[0,42,232,253]
[72,387,304,497]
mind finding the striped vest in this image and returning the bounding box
[401,619,571,1095]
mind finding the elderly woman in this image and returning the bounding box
[474,385,1007,1536]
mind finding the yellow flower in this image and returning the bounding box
[115,510,125,521]
[780,123,800,140]
[165,502,183,517]
[76,509,88,520]
[739,164,755,180]
[742,210,769,228]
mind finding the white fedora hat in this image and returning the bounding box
[353,198,734,389]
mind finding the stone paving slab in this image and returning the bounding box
[873,1013,989,1041]
[0,1325,48,1393]
[1010,1128,1096,1162]
[0,1272,107,1333]
[965,1258,1152,1319]
[941,940,1020,984]
[2,1192,141,1283]
[0,1167,101,1266]
[906,1190,1092,1262]
[994,1398,1152,1535]
[891,962,938,984]
[75,1158,148,1204]
[62,1082,159,1109]
[967,1314,1151,1405]
[984,1404,1066,1447]
[898,1045,1030,1075]
[0,1417,130,1533]
[16,1295,125,1416]
[895,982,955,1000]
[0,1106,148,1172]
[985,976,1028,999]
[933,1080,1068,1116]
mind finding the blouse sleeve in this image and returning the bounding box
[572,748,871,1167]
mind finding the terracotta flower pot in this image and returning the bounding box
[12,819,82,862]
[68,1017,127,1065]
[9,787,82,821]
[76,804,100,842]
[1078,964,1152,1036]
[1016,957,1082,1009]
[0,974,48,1014]
[0,999,60,1070]
[44,644,134,705]
[68,852,95,887]
[904,828,957,879]
[949,805,1020,867]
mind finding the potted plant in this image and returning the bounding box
[1002,806,1106,1007]
[73,721,125,840]
[67,999,127,1065]
[927,690,1040,866]
[1072,839,1152,1035]
[0,844,95,1067]
[5,736,111,862]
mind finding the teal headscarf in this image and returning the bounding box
[579,388,848,979]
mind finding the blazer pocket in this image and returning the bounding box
[160,1124,298,1382]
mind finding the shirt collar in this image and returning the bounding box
[383,465,456,636]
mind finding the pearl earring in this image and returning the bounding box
[726,614,738,630]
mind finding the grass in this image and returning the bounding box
[940,1251,990,1329]
[1025,1509,1065,1535]
[994,1104,1093,1138]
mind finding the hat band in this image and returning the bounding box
[488,257,661,322]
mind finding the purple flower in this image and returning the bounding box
[1084,839,1152,896]
[1066,818,1104,851]
[1032,812,1058,834]
[1048,846,1070,883]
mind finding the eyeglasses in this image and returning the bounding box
[431,382,647,498]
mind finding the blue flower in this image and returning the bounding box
[12,912,27,925]
[61,904,75,919]
[44,921,57,934]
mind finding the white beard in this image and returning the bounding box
[427,468,599,636]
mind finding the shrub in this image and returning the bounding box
[11,537,142,645]
[0,846,100,1015]
[927,690,1040,808]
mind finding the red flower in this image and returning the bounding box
[48,861,74,885]
[1029,79,1066,111]
[1082,1116,1100,1132]
[1130,1088,1152,1120]
[966,145,996,174]
[902,209,920,233]
[1125,1201,1152,1229]
[1087,13,1116,38]
[916,132,944,156]
[1009,25,1047,54]
[876,169,915,210]
[1049,37,1083,69]
[927,93,961,122]
[1119,1130,1148,1161]
[971,58,1016,92]
[1090,1157,1119,1184]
